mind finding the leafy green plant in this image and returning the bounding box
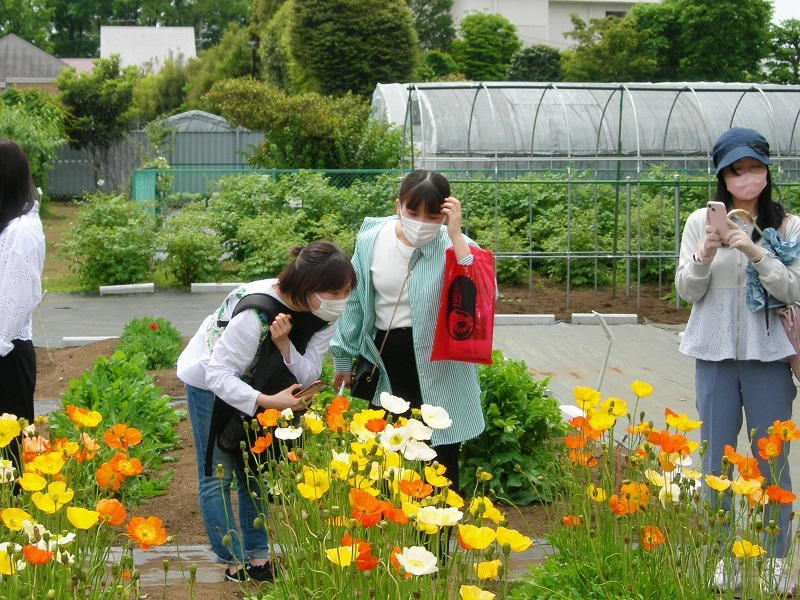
[158,202,224,286]
[49,351,185,501]
[117,316,184,370]
[62,193,156,289]
[461,350,567,505]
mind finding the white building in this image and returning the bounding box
[451,0,662,49]
[100,26,196,70]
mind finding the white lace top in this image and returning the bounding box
[676,208,800,361]
[0,205,45,357]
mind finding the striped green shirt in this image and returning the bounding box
[331,216,485,446]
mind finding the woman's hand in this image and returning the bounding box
[696,225,721,264]
[442,196,463,239]
[269,313,292,358]
[725,223,767,263]
[333,370,351,392]
[257,384,311,412]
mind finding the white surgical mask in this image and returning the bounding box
[400,215,442,247]
[310,293,349,322]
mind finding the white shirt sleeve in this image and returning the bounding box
[205,309,337,416]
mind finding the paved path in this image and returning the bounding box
[31,291,800,585]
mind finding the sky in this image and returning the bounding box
[772,0,799,23]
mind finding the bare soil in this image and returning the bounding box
[32,284,687,599]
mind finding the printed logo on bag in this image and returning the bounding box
[447,275,477,339]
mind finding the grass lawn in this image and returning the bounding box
[41,200,82,293]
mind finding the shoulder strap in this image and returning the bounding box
[217,293,285,328]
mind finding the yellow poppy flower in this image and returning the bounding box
[496,526,533,552]
[296,466,330,501]
[32,452,65,475]
[573,386,601,411]
[599,397,628,417]
[0,420,21,448]
[731,477,761,497]
[586,484,607,502]
[731,540,766,559]
[458,524,496,550]
[459,585,496,600]
[31,481,74,514]
[588,412,616,432]
[17,472,47,492]
[67,507,100,530]
[425,464,449,487]
[303,413,326,435]
[630,380,653,398]
[325,546,353,567]
[705,475,731,492]
[1,508,32,531]
[665,411,702,432]
[474,559,503,580]
[446,489,465,508]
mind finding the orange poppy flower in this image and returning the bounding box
[326,413,348,434]
[390,545,409,578]
[22,544,52,565]
[21,435,49,463]
[737,457,763,481]
[103,424,142,450]
[80,433,100,460]
[329,396,349,414]
[109,453,143,477]
[614,482,649,514]
[96,463,125,491]
[350,488,388,527]
[567,416,601,440]
[356,551,380,571]
[564,435,586,450]
[96,498,126,526]
[609,494,628,515]
[126,516,168,550]
[257,409,280,428]
[647,429,690,455]
[383,504,409,524]
[561,515,582,526]
[757,434,783,461]
[773,420,800,442]
[399,479,433,499]
[766,485,797,504]
[251,434,273,454]
[640,525,666,550]
[365,418,386,433]
[286,450,300,462]
[568,450,598,467]
[724,445,744,466]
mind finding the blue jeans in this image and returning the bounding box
[185,384,269,564]
[696,359,795,557]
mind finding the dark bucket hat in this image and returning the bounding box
[712,127,772,175]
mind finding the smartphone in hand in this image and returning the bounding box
[293,380,329,399]
[706,201,732,239]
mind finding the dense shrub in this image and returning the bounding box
[117,316,184,370]
[158,202,224,286]
[62,194,156,289]
[461,350,567,505]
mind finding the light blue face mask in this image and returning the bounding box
[310,293,350,321]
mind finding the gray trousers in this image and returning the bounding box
[696,359,796,557]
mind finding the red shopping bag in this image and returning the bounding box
[430,247,496,364]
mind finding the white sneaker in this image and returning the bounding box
[763,558,796,597]
[711,558,742,591]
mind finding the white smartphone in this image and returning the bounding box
[293,380,329,399]
[706,201,732,238]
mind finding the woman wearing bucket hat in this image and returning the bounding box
[676,127,800,595]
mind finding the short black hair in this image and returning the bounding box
[277,241,356,308]
[0,139,35,235]
[398,170,450,215]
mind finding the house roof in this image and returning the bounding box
[0,33,68,86]
[100,26,196,70]
[60,58,95,74]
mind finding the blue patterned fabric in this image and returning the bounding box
[746,227,800,312]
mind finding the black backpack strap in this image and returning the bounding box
[217,293,284,328]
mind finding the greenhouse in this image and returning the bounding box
[372,82,800,179]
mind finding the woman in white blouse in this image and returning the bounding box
[177,242,355,583]
[676,128,800,595]
[0,138,45,467]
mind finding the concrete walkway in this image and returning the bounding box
[31,290,800,585]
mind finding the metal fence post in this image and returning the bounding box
[674,174,681,308]
[625,176,631,297]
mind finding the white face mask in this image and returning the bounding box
[400,215,442,247]
[310,293,349,322]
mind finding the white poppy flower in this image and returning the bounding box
[380,392,410,415]
[404,419,433,441]
[420,405,452,430]
[280,408,294,420]
[416,505,463,528]
[394,546,438,576]
[49,532,76,548]
[275,426,303,440]
[402,439,437,462]
[0,459,15,483]
[21,520,47,543]
[659,483,681,507]
[380,425,409,452]
[331,450,350,464]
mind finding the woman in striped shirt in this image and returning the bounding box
[330,169,485,493]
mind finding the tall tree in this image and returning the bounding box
[765,19,800,84]
[507,44,563,82]
[407,0,455,52]
[56,55,139,184]
[286,0,419,97]
[0,0,54,51]
[449,12,521,81]
[48,0,113,57]
[562,14,659,82]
